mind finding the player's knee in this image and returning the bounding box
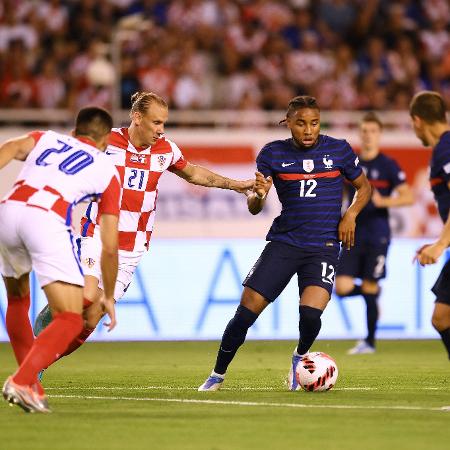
[84,304,104,329]
[361,280,379,294]
[334,277,354,296]
[431,311,446,331]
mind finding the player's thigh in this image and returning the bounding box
[297,248,339,302]
[0,204,32,280]
[240,286,270,315]
[362,244,389,281]
[431,259,450,305]
[43,281,83,314]
[19,209,84,288]
[243,241,300,303]
[300,285,331,310]
[431,302,450,330]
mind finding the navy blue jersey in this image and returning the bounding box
[352,153,406,244]
[430,131,450,223]
[257,135,362,249]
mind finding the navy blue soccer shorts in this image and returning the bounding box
[337,242,389,281]
[431,259,450,305]
[242,240,339,302]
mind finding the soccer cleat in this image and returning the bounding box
[31,383,51,413]
[37,369,45,382]
[287,348,305,391]
[198,373,225,391]
[347,340,375,355]
[33,304,53,337]
[2,377,49,413]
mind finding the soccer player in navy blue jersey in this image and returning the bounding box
[411,91,450,360]
[335,112,414,355]
[198,96,372,391]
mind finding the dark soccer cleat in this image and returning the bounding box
[2,377,50,413]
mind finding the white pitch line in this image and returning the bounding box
[49,394,449,413]
[45,386,375,392]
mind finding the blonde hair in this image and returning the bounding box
[130,91,167,117]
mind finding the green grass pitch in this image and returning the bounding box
[0,340,449,450]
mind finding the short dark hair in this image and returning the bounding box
[361,111,383,129]
[409,91,447,124]
[280,95,319,124]
[75,107,113,141]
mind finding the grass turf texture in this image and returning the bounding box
[0,340,448,450]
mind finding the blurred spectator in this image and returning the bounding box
[0,0,448,113]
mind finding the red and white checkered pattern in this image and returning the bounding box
[81,128,187,252]
[1,130,120,225]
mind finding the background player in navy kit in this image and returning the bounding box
[411,91,450,360]
[335,112,414,355]
[198,96,372,391]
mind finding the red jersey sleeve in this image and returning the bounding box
[28,130,45,144]
[168,157,188,172]
[97,175,120,217]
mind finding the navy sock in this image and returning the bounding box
[363,293,379,347]
[297,305,323,355]
[438,328,450,359]
[345,285,362,297]
[214,305,258,375]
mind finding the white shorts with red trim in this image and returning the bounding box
[78,235,143,301]
[0,203,84,287]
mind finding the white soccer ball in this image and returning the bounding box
[289,351,338,392]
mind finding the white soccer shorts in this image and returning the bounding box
[0,203,84,287]
[78,235,142,301]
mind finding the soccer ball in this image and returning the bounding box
[288,351,338,392]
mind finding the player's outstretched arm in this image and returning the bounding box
[172,162,254,194]
[98,213,119,331]
[247,171,273,215]
[372,183,414,208]
[0,135,35,169]
[339,172,372,249]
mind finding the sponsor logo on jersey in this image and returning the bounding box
[130,154,147,164]
[282,162,295,167]
[84,257,96,268]
[323,155,333,169]
[303,159,314,173]
[355,157,359,166]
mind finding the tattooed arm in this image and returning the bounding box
[172,162,254,194]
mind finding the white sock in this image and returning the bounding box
[211,370,225,379]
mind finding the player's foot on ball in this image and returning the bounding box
[347,340,375,355]
[198,372,225,391]
[287,348,306,391]
[33,304,52,337]
[2,377,49,413]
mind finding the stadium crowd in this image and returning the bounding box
[0,0,449,112]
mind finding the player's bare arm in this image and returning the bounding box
[172,162,254,193]
[0,135,35,169]
[247,171,273,215]
[372,182,414,208]
[339,172,372,249]
[98,213,119,331]
[416,180,450,266]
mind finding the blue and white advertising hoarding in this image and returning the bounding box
[0,238,442,342]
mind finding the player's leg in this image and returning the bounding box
[3,274,34,365]
[199,241,297,391]
[359,278,379,351]
[431,302,450,359]
[335,246,363,297]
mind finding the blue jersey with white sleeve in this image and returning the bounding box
[430,131,450,223]
[256,135,362,250]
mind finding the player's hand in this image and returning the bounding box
[371,189,386,208]
[235,179,255,194]
[414,242,446,266]
[252,171,272,199]
[100,296,117,332]
[338,212,356,250]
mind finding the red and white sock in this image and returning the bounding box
[6,294,34,365]
[13,311,83,387]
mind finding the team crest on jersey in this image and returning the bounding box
[303,159,314,173]
[84,258,95,268]
[130,154,147,164]
[157,155,166,168]
[323,155,333,169]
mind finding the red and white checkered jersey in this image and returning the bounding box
[80,127,188,252]
[1,130,121,224]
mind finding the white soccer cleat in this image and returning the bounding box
[198,372,225,391]
[287,348,307,391]
[347,340,375,355]
[2,377,50,413]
